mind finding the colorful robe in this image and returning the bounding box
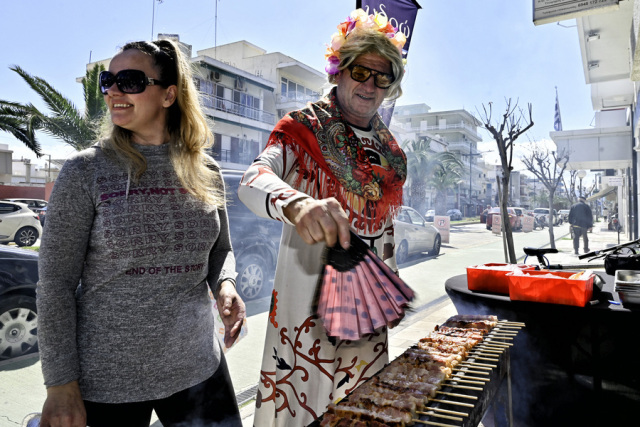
[238,88,406,426]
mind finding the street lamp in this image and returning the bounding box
[577,170,587,197]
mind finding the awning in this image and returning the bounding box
[587,185,617,202]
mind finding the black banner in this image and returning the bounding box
[355,0,421,125]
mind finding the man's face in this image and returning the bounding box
[334,53,392,128]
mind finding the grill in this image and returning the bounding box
[309,315,523,427]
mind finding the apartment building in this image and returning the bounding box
[391,104,487,214]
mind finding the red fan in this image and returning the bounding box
[315,231,415,341]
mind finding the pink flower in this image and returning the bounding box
[325,56,340,75]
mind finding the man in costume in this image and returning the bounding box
[238,8,407,426]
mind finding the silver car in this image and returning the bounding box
[394,206,442,264]
[0,201,42,246]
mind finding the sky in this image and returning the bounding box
[0,0,595,174]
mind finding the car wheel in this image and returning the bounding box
[429,235,441,256]
[396,240,409,265]
[236,254,268,300]
[0,295,38,360]
[14,227,38,247]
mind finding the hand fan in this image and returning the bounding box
[315,231,415,341]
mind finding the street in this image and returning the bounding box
[0,222,571,426]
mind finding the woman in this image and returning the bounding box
[238,9,407,426]
[37,39,245,427]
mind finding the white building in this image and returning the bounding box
[548,1,638,238]
[391,104,487,215]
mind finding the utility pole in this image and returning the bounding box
[464,141,482,217]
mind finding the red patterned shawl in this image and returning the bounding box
[268,88,406,233]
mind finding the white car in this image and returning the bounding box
[0,201,42,246]
[2,198,48,225]
[394,206,441,264]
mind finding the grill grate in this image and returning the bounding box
[236,384,258,406]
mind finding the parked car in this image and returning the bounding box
[486,207,520,230]
[446,209,463,221]
[533,208,559,226]
[510,207,525,230]
[2,199,48,224]
[222,170,282,301]
[424,209,435,222]
[0,201,42,246]
[394,206,441,264]
[0,245,39,360]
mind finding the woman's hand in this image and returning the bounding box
[216,281,247,348]
[284,197,351,250]
[40,381,86,427]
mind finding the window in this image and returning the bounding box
[407,210,425,226]
[0,203,18,214]
[280,77,320,102]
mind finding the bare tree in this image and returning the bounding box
[562,170,579,206]
[478,99,534,263]
[521,147,570,249]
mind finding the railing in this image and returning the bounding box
[200,93,276,125]
[278,91,320,104]
[404,122,481,138]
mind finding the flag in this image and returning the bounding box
[554,88,563,131]
[356,0,422,125]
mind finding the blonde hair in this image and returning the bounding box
[100,39,223,205]
[328,28,405,101]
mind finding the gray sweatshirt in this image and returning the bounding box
[36,143,236,403]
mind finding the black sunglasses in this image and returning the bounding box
[347,64,395,89]
[99,69,166,95]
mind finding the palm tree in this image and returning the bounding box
[0,101,40,154]
[429,160,464,216]
[0,64,107,157]
[403,138,463,215]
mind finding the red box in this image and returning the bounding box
[467,263,536,294]
[506,270,594,307]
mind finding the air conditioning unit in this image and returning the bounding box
[210,71,221,82]
[235,78,246,91]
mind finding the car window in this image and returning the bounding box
[0,202,19,214]
[406,210,425,226]
[397,210,411,224]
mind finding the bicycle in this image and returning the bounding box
[522,247,605,270]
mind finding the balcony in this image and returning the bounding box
[277,90,321,112]
[400,122,482,140]
[201,93,276,125]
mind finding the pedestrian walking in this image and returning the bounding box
[238,8,408,426]
[569,196,594,255]
[37,39,245,427]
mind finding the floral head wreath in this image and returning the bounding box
[325,8,407,75]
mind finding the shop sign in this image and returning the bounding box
[533,0,619,26]
[605,176,624,187]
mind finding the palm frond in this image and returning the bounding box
[0,101,43,155]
